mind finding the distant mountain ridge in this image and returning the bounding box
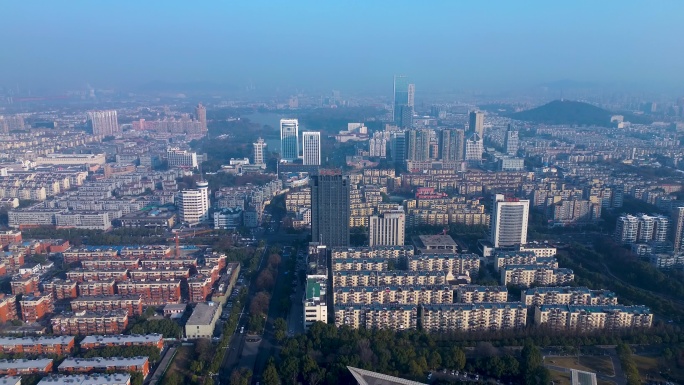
[509,100,615,126]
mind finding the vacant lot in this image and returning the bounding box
[544,355,615,377]
[547,368,571,385]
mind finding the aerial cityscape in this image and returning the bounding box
[1,2,684,385]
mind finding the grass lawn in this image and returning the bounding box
[164,345,194,380]
[544,356,615,376]
[632,354,684,382]
[547,368,571,385]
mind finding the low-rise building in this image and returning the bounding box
[185,302,221,339]
[456,285,508,303]
[80,334,164,350]
[43,278,79,300]
[10,273,40,295]
[535,305,653,332]
[77,280,117,297]
[422,303,528,332]
[304,278,328,330]
[66,269,129,283]
[37,373,132,385]
[334,304,418,330]
[58,356,150,377]
[51,310,129,335]
[0,358,54,375]
[0,336,75,355]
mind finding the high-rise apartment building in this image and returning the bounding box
[253,137,267,167]
[311,171,350,247]
[438,128,465,161]
[302,131,321,166]
[490,194,529,248]
[672,205,684,251]
[195,103,207,132]
[393,76,413,128]
[280,119,299,161]
[464,133,484,163]
[406,129,431,161]
[614,214,639,244]
[469,111,485,138]
[87,110,119,136]
[178,181,210,224]
[504,124,519,156]
[369,210,405,247]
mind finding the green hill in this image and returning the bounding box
[510,100,614,126]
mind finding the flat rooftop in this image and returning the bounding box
[0,335,74,347]
[186,302,220,326]
[38,373,132,385]
[80,334,162,346]
[59,356,148,370]
[413,234,458,251]
[0,358,53,370]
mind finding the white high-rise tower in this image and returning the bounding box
[87,110,120,136]
[302,131,321,166]
[490,194,529,248]
[253,137,267,168]
[178,181,210,224]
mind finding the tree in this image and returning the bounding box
[451,347,466,370]
[428,350,442,369]
[268,253,282,268]
[130,372,144,385]
[263,362,281,385]
[256,269,275,291]
[273,317,288,342]
[250,291,271,315]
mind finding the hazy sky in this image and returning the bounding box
[2,1,683,94]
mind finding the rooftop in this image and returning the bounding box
[0,358,53,370]
[0,336,74,347]
[80,334,163,346]
[59,356,148,369]
[186,302,220,326]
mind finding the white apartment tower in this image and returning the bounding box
[615,215,639,244]
[490,194,529,248]
[280,119,299,161]
[465,133,484,163]
[302,131,321,166]
[369,210,406,247]
[167,148,198,169]
[87,110,119,136]
[178,181,210,224]
[253,137,267,167]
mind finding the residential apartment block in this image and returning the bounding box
[0,336,75,355]
[421,303,527,333]
[58,356,150,377]
[332,270,447,287]
[334,304,419,330]
[456,285,509,303]
[522,287,618,307]
[535,305,653,332]
[80,334,163,350]
[51,310,129,335]
[501,266,574,287]
[70,295,144,317]
[334,285,452,305]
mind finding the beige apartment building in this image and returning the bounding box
[535,305,653,332]
[330,246,414,260]
[334,304,418,330]
[408,253,480,277]
[332,258,387,272]
[332,270,447,288]
[456,285,508,303]
[421,303,527,333]
[501,266,574,287]
[522,287,618,307]
[334,285,453,305]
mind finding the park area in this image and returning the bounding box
[545,355,616,385]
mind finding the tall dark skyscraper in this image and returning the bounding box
[393,75,414,128]
[469,111,485,138]
[390,131,406,166]
[439,128,465,161]
[195,103,207,132]
[311,171,350,247]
